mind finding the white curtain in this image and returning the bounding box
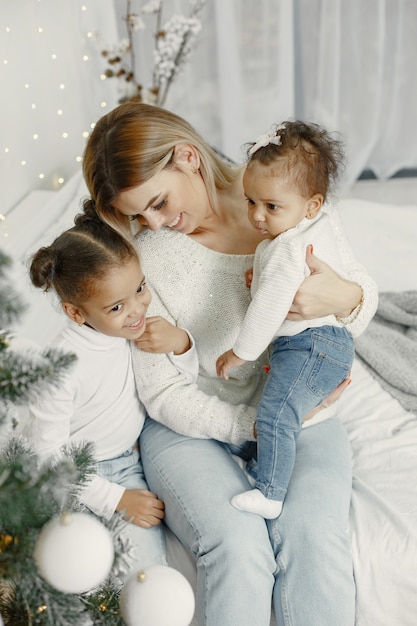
[167,0,417,191]
[2,0,416,217]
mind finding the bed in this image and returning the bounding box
[3,171,417,625]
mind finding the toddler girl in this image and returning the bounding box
[217,121,365,519]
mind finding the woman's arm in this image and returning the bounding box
[132,345,257,445]
[288,210,378,337]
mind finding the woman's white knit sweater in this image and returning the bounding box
[133,206,378,446]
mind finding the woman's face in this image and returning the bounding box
[114,166,211,234]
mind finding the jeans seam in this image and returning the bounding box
[277,552,291,626]
[145,453,209,624]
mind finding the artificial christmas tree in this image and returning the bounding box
[0,249,195,626]
[0,250,127,625]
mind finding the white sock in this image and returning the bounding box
[231,489,283,519]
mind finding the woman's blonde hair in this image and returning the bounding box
[83,101,237,237]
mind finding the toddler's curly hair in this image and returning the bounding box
[246,120,345,202]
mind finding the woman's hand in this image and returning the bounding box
[216,349,246,380]
[135,316,191,355]
[303,376,352,423]
[116,489,165,528]
[245,267,254,288]
[287,245,363,321]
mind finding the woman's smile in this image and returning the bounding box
[167,213,182,229]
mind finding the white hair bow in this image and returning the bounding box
[248,124,286,156]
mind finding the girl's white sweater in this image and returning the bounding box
[29,320,198,519]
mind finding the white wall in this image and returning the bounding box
[1,0,120,216]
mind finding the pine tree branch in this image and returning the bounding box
[0,348,77,404]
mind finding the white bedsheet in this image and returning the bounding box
[338,359,417,625]
[3,172,417,625]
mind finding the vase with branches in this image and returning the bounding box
[101,0,206,107]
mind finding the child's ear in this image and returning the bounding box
[62,302,85,325]
[306,194,324,219]
[173,143,200,173]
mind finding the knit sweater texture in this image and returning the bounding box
[132,204,378,445]
[234,205,356,361]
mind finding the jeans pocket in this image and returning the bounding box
[307,330,353,397]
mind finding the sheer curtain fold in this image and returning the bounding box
[3,0,415,214]
[170,0,417,190]
[213,0,244,159]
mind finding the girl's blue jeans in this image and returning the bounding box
[140,414,355,626]
[253,325,354,500]
[96,446,167,583]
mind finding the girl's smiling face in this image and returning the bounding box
[62,257,152,341]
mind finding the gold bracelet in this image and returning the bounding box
[336,288,364,325]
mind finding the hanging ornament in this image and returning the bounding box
[119,565,195,626]
[33,511,114,594]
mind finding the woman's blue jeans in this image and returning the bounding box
[140,416,355,626]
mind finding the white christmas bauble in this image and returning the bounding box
[120,565,195,626]
[34,511,114,594]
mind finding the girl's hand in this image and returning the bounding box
[135,316,191,355]
[287,245,363,321]
[116,489,165,528]
[216,349,246,380]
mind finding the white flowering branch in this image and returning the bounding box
[101,0,206,107]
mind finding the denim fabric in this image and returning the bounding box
[254,326,354,500]
[96,446,167,582]
[140,416,355,626]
